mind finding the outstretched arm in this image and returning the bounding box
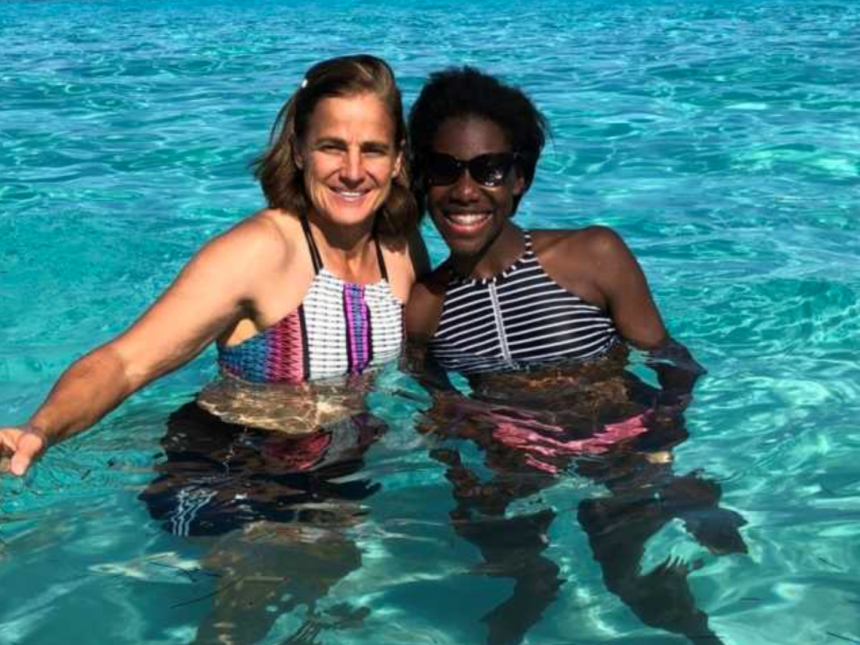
[1,215,284,476]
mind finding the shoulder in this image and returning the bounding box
[529,226,637,310]
[532,226,637,277]
[532,226,630,262]
[196,209,302,273]
[405,263,452,341]
[379,228,429,272]
[379,228,432,302]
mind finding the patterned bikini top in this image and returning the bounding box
[217,217,404,383]
[428,231,619,375]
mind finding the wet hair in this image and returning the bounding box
[408,66,550,213]
[254,54,418,239]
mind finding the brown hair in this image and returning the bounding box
[254,54,419,239]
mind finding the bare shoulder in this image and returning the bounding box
[213,209,299,261]
[530,227,636,310]
[405,263,451,341]
[378,231,413,269]
[532,226,630,262]
[380,228,431,302]
[186,209,302,279]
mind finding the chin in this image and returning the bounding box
[321,203,381,229]
[444,236,489,259]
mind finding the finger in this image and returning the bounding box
[10,433,45,477]
[10,453,31,476]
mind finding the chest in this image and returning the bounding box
[430,265,617,373]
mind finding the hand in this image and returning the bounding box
[0,425,48,476]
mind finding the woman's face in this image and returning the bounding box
[299,92,402,231]
[425,116,524,259]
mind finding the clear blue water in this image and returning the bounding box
[2,0,859,643]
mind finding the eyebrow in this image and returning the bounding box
[313,137,392,153]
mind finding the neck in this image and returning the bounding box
[306,211,375,258]
[451,222,524,280]
[305,211,379,281]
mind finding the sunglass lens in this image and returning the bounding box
[426,154,460,185]
[425,152,516,187]
[471,154,512,186]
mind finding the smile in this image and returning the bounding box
[444,211,492,228]
[332,187,369,202]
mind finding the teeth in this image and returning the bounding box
[448,213,490,225]
[335,189,365,201]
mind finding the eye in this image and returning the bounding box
[362,144,390,157]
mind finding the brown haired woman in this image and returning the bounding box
[1,54,428,477]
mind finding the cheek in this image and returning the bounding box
[370,157,398,182]
[424,187,446,213]
[492,187,517,214]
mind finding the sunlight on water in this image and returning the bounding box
[2,1,859,644]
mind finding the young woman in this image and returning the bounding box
[407,66,700,397]
[1,54,428,477]
[405,68,743,645]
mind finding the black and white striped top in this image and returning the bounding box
[428,231,619,375]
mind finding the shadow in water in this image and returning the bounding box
[421,384,747,645]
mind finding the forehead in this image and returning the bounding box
[305,92,396,143]
[431,116,512,156]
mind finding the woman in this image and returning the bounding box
[1,54,428,477]
[405,68,743,645]
[406,66,705,473]
[407,66,700,390]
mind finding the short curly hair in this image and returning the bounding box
[408,67,549,214]
[254,54,418,239]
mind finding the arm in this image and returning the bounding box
[585,227,705,406]
[1,215,285,476]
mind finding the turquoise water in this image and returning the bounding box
[2,0,859,643]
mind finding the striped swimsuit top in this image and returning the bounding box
[217,218,404,383]
[428,231,619,375]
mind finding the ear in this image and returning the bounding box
[292,136,305,170]
[392,147,404,179]
[512,167,526,196]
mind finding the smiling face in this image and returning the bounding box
[425,116,525,265]
[298,92,402,233]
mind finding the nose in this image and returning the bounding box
[340,149,365,186]
[449,168,480,204]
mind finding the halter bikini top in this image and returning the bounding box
[428,231,619,375]
[217,217,404,383]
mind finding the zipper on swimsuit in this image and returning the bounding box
[487,282,512,362]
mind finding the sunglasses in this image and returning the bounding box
[424,152,518,187]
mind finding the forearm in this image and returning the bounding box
[646,338,706,408]
[27,344,136,446]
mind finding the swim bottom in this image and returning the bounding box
[139,402,386,537]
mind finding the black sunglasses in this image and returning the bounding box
[424,152,518,187]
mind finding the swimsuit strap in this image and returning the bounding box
[300,215,324,275]
[301,215,389,282]
[522,229,535,255]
